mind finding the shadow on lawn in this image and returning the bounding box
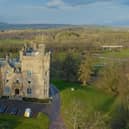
[51,80,84,92]
[97,96,116,112]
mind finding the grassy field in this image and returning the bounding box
[52,80,117,129]
[0,39,25,45]
[0,113,50,129]
[102,49,129,58]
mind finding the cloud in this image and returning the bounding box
[57,0,129,7]
[45,0,119,9]
[46,0,65,8]
[62,0,114,6]
[45,0,100,9]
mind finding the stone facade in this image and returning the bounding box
[0,43,50,99]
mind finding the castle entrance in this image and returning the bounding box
[11,89,22,100]
[15,89,19,95]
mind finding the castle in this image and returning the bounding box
[0,43,50,100]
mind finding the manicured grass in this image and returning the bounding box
[0,113,50,129]
[52,80,117,128]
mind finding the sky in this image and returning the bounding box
[0,0,129,26]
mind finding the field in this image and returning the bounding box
[0,113,49,129]
[0,39,24,44]
[102,49,129,58]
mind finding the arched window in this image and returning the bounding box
[16,79,20,84]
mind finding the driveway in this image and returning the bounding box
[49,85,66,129]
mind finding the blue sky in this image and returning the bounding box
[0,0,129,25]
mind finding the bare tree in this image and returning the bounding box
[64,100,85,129]
[64,99,109,129]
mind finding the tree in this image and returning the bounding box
[110,105,129,129]
[64,100,84,129]
[0,69,2,95]
[95,61,129,105]
[64,99,109,129]
[84,112,109,129]
[78,53,95,86]
[62,53,79,82]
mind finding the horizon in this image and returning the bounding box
[1,22,129,28]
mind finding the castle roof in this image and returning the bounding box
[0,58,20,69]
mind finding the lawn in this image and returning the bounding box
[0,113,50,129]
[52,80,117,129]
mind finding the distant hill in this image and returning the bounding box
[0,23,75,30]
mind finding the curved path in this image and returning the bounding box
[49,85,66,129]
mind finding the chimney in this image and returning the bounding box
[19,50,23,61]
[5,55,9,62]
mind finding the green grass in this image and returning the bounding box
[0,113,50,129]
[102,49,129,58]
[52,80,117,128]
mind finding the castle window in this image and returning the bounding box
[4,86,10,94]
[15,68,21,73]
[27,88,32,94]
[27,70,32,77]
[16,79,20,84]
[6,70,9,74]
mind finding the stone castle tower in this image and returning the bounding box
[0,43,50,100]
